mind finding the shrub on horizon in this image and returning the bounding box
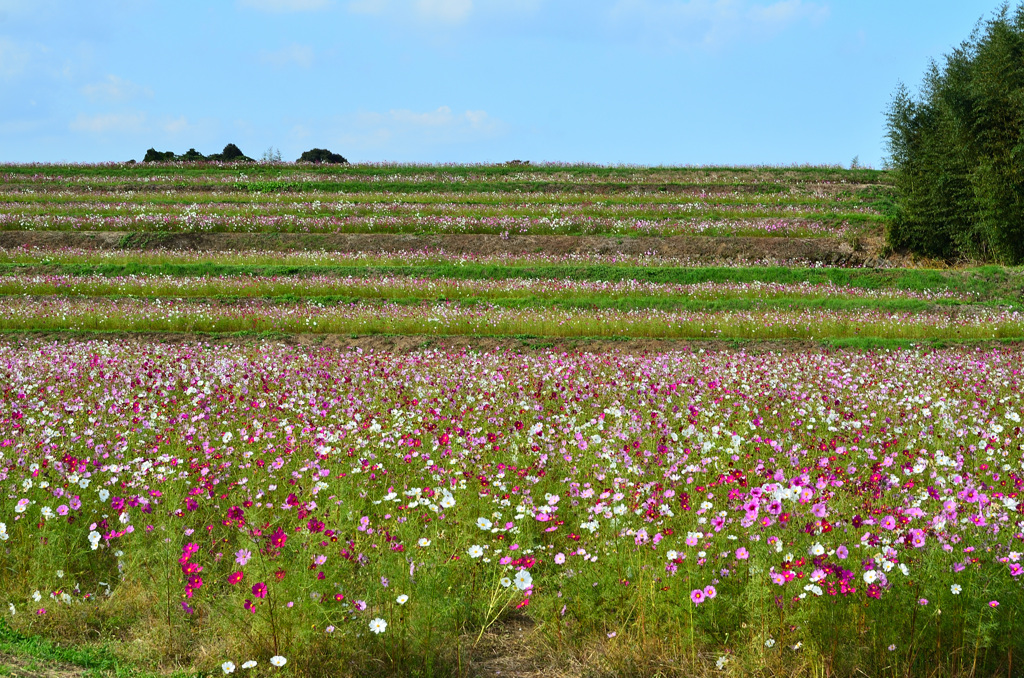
[297,148,348,164]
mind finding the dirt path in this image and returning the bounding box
[0,651,85,678]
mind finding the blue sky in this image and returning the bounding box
[0,0,1005,165]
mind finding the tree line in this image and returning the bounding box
[142,144,347,165]
[886,2,1024,264]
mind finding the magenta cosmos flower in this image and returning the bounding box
[252,582,268,599]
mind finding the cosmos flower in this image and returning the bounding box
[514,570,533,591]
[270,656,286,667]
[369,618,387,634]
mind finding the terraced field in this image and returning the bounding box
[1,163,1023,678]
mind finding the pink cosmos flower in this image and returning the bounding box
[269,528,288,548]
[735,547,749,560]
[703,585,717,599]
[228,571,244,585]
[235,548,252,566]
[690,589,705,605]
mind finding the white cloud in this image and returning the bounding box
[348,0,472,22]
[608,0,828,49]
[326,105,505,155]
[69,112,147,134]
[162,116,189,134]
[80,75,153,102]
[414,0,473,22]
[238,0,331,11]
[258,44,315,69]
[347,0,537,24]
[0,37,32,79]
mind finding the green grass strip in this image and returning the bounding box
[2,262,1021,301]
[0,618,189,678]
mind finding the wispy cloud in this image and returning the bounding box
[319,105,505,157]
[347,0,539,25]
[69,112,147,134]
[607,0,829,49]
[258,44,315,68]
[238,0,331,12]
[0,37,33,80]
[80,74,153,102]
[349,0,471,23]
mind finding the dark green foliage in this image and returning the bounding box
[298,148,348,164]
[178,148,206,162]
[142,148,175,163]
[886,3,1024,264]
[207,143,254,162]
[142,144,254,163]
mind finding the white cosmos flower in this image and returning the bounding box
[396,594,409,605]
[500,577,512,588]
[951,584,962,595]
[369,617,387,634]
[222,661,236,674]
[440,495,455,509]
[468,545,483,558]
[863,570,878,584]
[476,517,493,530]
[98,489,110,502]
[32,591,41,602]
[514,570,533,590]
[809,543,825,556]
[241,660,257,669]
[418,538,431,547]
[269,656,286,667]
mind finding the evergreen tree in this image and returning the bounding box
[886,3,1024,263]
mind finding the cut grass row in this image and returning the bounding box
[2,163,891,183]
[2,262,1020,299]
[0,278,993,314]
[3,297,1020,340]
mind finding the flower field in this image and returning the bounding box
[0,163,1022,677]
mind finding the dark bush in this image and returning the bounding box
[297,148,348,164]
[208,144,254,162]
[178,148,207,162]
[886,3,1024,264]
[142,148,175,163]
